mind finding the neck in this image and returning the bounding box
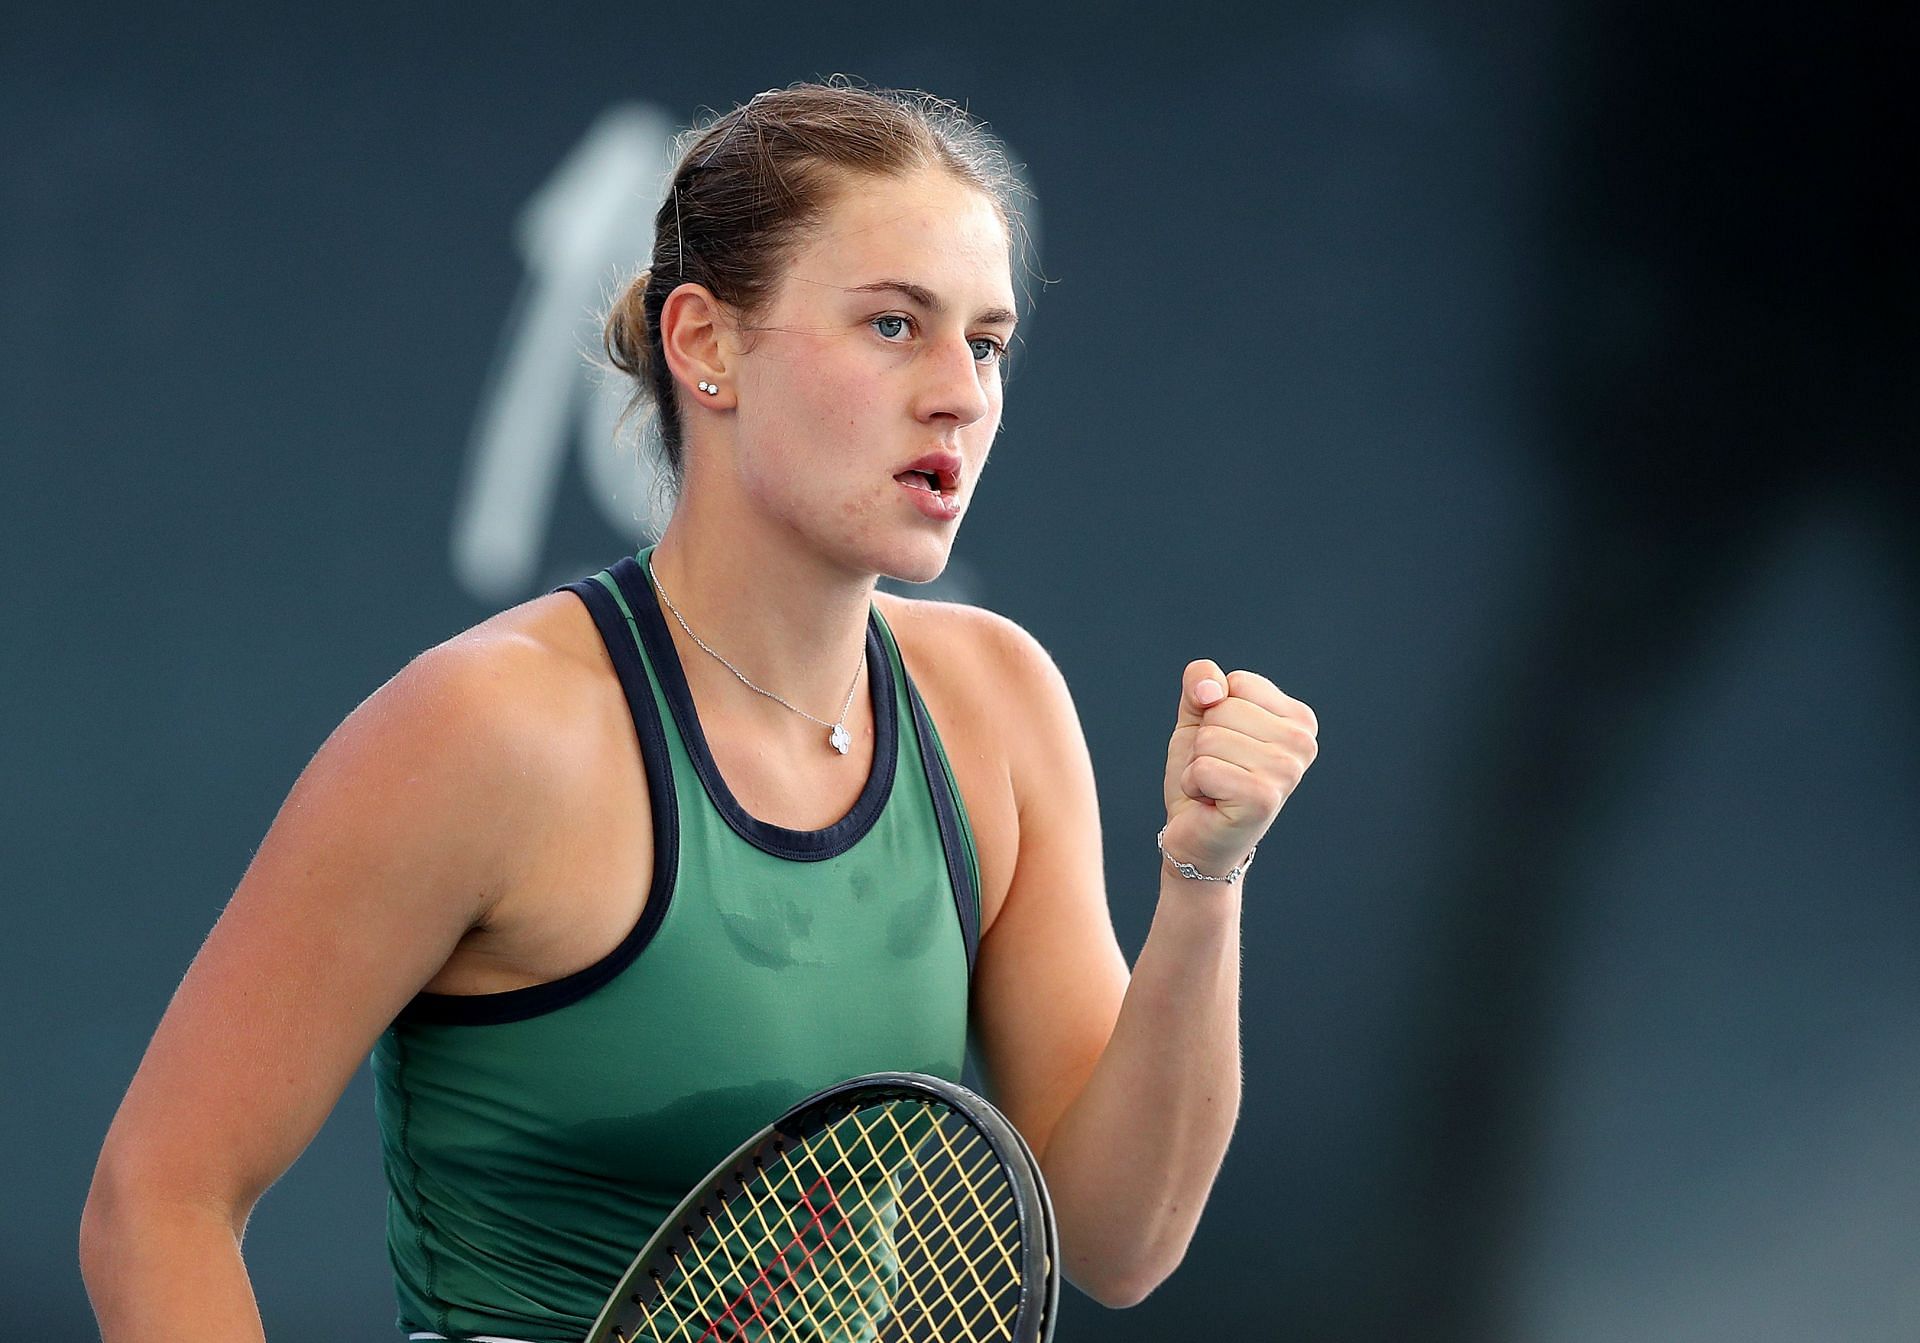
[647,509,877,748]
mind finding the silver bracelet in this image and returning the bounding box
[1157,824,1256,883]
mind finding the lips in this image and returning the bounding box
[898,470,963,520]
[895,450,962,493]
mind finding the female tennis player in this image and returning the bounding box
[79,79,1318,1341]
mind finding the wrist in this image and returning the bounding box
[1156,856,1246,924]
[1156,824,1255,885]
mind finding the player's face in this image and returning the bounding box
[727,168,1017,584]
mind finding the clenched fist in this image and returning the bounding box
[1161,659,1319,882]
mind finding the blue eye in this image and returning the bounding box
[872,314,1006,368]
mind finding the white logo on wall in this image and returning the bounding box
[450,103,672,603]
[450,101,987,607]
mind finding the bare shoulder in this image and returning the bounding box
[401,589,622,749]
[871,590,1053,684]
[380,588,627,868]
[413,589,611,711]
[873,593,1079,780]
[308,591,623,903]
[870,591,1059,745]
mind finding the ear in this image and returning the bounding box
[659,282,735,408]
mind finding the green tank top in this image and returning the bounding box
[369,544,980,1342]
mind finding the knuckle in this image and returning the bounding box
[1227,669,1268,697]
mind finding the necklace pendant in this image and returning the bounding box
[829,722,851,755]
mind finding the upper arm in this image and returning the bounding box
[966,612,1130,1161]
[89,636,565,1223]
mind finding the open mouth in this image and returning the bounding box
[894,469,949,496]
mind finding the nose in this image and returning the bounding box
[913,334,992,430]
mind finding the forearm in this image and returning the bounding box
[1036,862,1244,1307]
[81,1190,267,1343]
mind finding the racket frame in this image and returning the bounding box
[582,1071,1057,1343]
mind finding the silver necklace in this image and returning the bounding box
[648,562,864,756]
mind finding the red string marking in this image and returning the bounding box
[696,1173,846,1342]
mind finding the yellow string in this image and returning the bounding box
[610,1097,1031,1341]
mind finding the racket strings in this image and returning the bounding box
[613,1098,1031,1342]
[815,1109,1018,1341]
[686,1171,854,1341]
[636,1166,862,1342]
[826,1115,1018,1339]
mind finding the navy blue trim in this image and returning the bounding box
[905,674,981,979]
[605,552,897,861]
[394,574,681,1027]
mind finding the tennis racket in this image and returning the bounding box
[583,1072,1059,1343]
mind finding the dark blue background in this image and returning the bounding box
[7,4,1915,1339]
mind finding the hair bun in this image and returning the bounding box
[604,268,653,381]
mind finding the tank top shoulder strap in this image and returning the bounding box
[393,563,683,1026]
[870,602,982,978]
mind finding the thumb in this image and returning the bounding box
[1176,658,1228,731]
